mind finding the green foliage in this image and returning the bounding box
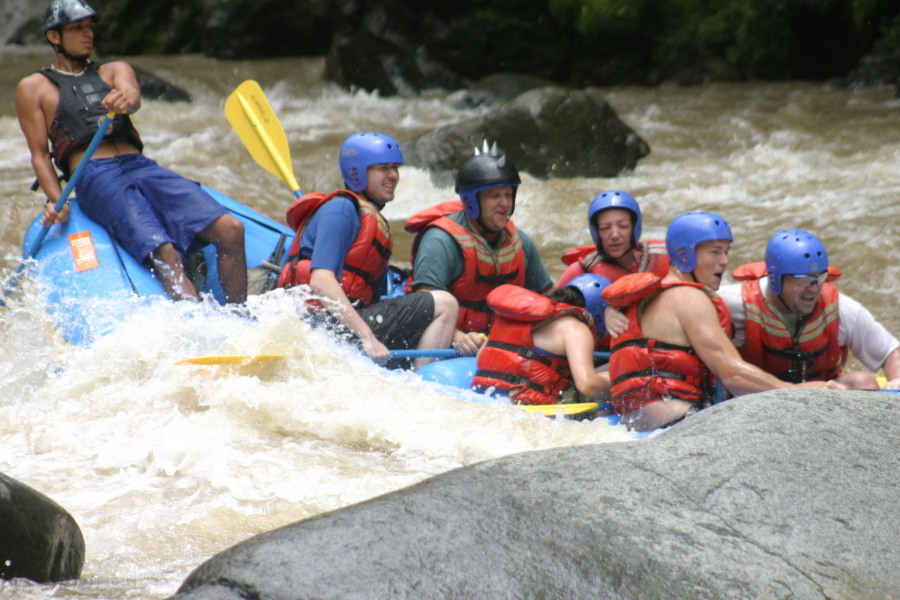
[548,0,896,82]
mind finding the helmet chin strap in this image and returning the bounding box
[52,38,90,63]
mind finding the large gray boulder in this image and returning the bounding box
[0,472,85,582]
[170,389,899,600]
[403,86,651,186]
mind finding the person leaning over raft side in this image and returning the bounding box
[601,212,827,432]
[403,142,553,356]
[717,229,900,390]
[276,132,458,369]
[472,274,613,405]
[15,0,247,303]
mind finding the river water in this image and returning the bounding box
[1,48,898,599]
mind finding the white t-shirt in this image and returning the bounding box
[718,277,899,372]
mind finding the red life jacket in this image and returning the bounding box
[404,200,526,333]
[472,285,592,405]
[602,272,732,416]
[277,190,392,307]
[733,264,847,382]
[560,240,670,282]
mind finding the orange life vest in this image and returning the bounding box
[733,264,847,382]
[277,190,392,307]
[404,200,526,333]
[603,272,732,416]
[472,285,592,404]
[560,240,670,282]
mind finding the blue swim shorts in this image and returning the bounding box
[76,154,228,262]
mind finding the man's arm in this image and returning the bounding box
[15,74,65,223]
[99,61,141,115]
[670,286,823,396]
[304,199,390,362]
[837,292,900,385]
[309,268,389,362]
[411,227,461,292]
[519,229,553,293]
[559,319,610,398]
[881,347,900,389]
[410,228,485,355]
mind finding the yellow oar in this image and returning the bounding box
[225,80,302,197]
[175,354,284,366]
[519,402,601,417]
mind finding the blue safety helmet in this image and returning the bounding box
[566,273,613,337]
[765,229,829,296]
[666,211,733,273]
[339,132,403,193]
[588,190,642,255]
[455,142,521,220]
[43,0,99,31]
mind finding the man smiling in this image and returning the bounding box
[602,213,825,431]
[718,229,900,390]
[403,143,552,355]
[277,132,457,369]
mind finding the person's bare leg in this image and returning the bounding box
[149,242,199,301]
[624,398,693,432]
[199,215,247,304]
[414,290,459,369]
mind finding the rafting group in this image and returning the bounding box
[13,0,900,433]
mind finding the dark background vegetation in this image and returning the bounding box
[11,0,900,91]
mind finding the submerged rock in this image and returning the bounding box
[0,472,85,583]
[170,389,899,600]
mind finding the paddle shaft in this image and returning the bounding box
[179,349,612,364]
[28,113,115,259]
[1,113,114,306]
[388,349,612,360]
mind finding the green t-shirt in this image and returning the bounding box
[411,211,552,293]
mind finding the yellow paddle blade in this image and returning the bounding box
[175,354,284,366]
[518,402,600,417]
[225,80,301,194]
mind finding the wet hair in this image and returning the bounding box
[547,286,585,307]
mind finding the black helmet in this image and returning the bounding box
[43,0,99,32]
[454,141,521,220]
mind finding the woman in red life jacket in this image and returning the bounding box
[557,190,669,288]
[472,274,612,405]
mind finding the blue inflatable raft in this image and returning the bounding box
[18,186,294,346]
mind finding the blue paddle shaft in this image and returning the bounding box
[387,349,612,360]
[28,113,114,259]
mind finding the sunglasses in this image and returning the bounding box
[787,271,828,287]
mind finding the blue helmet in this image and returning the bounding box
[455,142,521,220]
[765,229,829,296]
[666,211,733,273]
[566,273,613,337]
[43,0,99,31]
[588,190,642,255]
[339,133,403,193]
